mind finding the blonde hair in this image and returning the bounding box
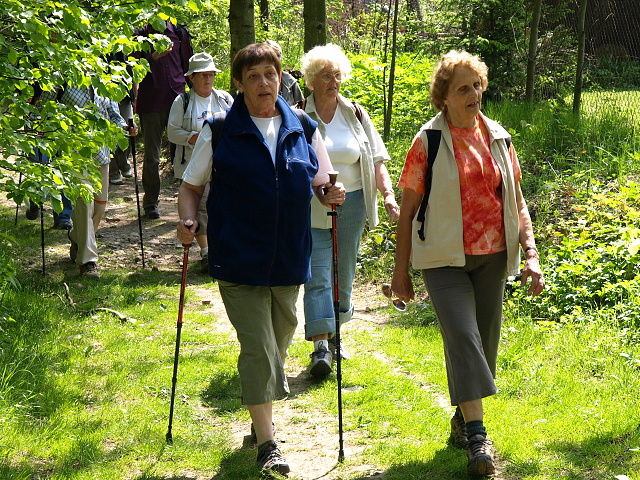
[300,44,352,91]
[430,50,489,111]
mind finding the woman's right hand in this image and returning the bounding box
[176,218,199,246]
[391,270,415,304]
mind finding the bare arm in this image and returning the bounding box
[177,181,205,245]
[516,183,545,296]
[391,188,423,303]
[375,162,400,222]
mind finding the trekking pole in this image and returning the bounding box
[39,201,46,275]
[128,118,146,268]
[326,170,345,462]
[14,172,22,226]
[166,239,191,444]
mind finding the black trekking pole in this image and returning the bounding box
[326,170,345,462]
[39,200,46,275]
[128,118,146,268]
[166,240,190,444]
[14,173,22,226]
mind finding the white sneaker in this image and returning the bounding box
[309,345,332,378]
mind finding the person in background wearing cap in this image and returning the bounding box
[168,52,234,273]
[265,40,304,106]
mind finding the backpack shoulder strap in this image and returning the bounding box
[295,98,306,110]
[181,91,190,113]
[292,108,314,144]
[416,129,442,241]
[206,111,227,153]
[351,101,363,124]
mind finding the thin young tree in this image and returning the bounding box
[525,0,543,102]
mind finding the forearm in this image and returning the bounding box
[375,162,395,198]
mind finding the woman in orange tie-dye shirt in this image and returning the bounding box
[391,50,544,477]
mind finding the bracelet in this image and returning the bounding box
[524,246,538,254]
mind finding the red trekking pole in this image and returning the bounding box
[166,239,190,444]
[326,171,345,462]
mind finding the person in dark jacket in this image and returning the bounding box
[176,42,344,476]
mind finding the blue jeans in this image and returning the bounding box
[303,189,367,340]
[32,148,73,223]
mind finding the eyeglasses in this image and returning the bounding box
[319,72,343,83]
[381,283,406,312]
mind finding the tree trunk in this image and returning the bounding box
[573,0,588,117]
[383,0,399,141]
[229,0,256,90]
[304,0,326,52]
[525,0,543,102]
[259,0,270,31]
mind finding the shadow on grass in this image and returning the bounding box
[201,370,243,413]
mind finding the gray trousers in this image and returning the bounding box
[422,251,507,406]
[139,110,169,208]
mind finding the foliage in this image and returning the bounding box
[0,0,202,207]
[507,177,640,328]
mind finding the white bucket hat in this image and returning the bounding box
[185,52,221,76]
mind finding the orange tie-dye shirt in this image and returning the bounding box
[398,117,522,255]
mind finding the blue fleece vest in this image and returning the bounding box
[205,95,319,286]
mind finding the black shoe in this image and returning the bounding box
[466,434,495,476]
[26,201,41,220]
[256,440,289,476]
[200,254,209,274]
[79,262,100,279]
[144,205,160,219]
[54,219,73,230]
[121,168,133,178]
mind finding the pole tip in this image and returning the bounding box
[166,432,173,444]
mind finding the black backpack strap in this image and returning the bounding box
[416,129,442,241]
[351,101,363,124]
[203,111,227,182]
[292,108,314,144]
[181,91,190,113]
[505,137,511,151]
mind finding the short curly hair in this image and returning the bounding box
[300,44,352,91]
[430,50,489,112]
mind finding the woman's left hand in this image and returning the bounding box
[384,195,400,222]
[521,255,545,297]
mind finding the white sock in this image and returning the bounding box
[314,340,329,351]
[201,247,209,257]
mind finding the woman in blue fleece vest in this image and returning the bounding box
[176,43,345,476]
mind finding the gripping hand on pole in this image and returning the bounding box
[317,170,346,207]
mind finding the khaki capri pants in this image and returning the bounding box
[218,280,299,405]
[421,251,507,406]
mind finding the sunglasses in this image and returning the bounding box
[320,72,344,83]
[381,283,406,312]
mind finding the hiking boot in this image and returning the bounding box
[26,201,41,220]
[80,262,100,279]
[121,168,133,178]
[309,345,332,378]
[200,254,209,274]
[328,336,351,360]
[466,434,495,476]
[54,219,73,230]
[256,440,289,476]
[450,411,468,449]
[249,421,276,444]
[144,205,160,219]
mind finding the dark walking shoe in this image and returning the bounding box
[256,440,289,476]
[144,205,160,219]
[200,254,209,274]
[54,219,73,230]
[79,262,100,279]
[26,201,41,220]
[466,434,495,476]
[309,345,332,378]
[450,410,468,449]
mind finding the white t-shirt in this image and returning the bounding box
[324,107,362,192]
[183,116,332,187]
[251,115,281,165]
[191,92,224,133]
